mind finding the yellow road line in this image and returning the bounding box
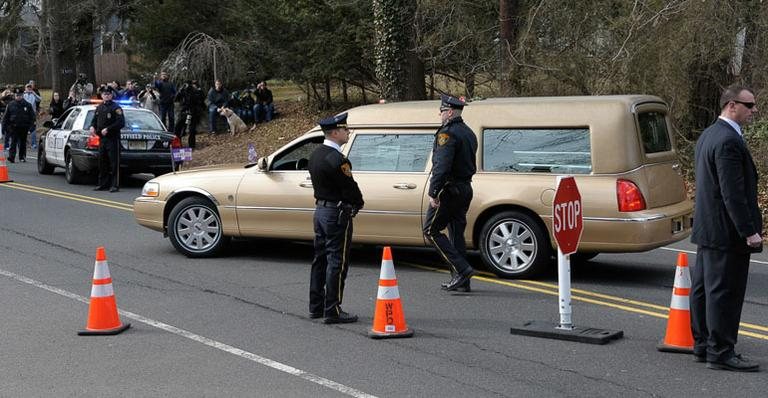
[1,182,133,212]
[403,261,768,340]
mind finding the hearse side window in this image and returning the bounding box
[347,134,433,172]
[483,128,591,174]
[271,136,324,171]
[638,111,671,154]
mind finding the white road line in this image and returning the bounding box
[0,268,378,398]
[661,246,768,265]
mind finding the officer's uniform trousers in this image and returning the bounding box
[97,137,121,189]
[8,126,28,161]
[309,203,354,317]
[423,182,473,276]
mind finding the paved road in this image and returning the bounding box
[1,159,767,397]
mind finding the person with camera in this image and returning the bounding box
[138,84,160,116]
[69,73,94,103]
[307,112,364,324]
[174,80,205,148]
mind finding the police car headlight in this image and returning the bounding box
[141,182,160,197]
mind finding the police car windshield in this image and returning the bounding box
[84,109,165,131]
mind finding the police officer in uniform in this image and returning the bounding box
[90,86,125,192]
[423,94,478,292]
[308,113,364,324]
[1,87,36,163]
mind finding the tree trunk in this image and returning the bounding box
[324,78,332,107]
[499,0,521,96]
[46,0,75,95]
[373,0,408,101]
[341,79,348,103]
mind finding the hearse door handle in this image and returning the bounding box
[299,181,313,188]
[393,183,417,190]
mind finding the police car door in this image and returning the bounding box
[345,130,434,245]
[50,108,81,165]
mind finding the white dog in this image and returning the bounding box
[218,107,249,135]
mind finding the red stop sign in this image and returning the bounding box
[553,176,583,256]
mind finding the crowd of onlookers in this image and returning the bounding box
[1,72,276,154]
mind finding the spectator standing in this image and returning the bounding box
[253,81,274,123]
[1,88,36,163]
[49,92,65,120]
[138,84,160,116]
[154,71,177,131]
[1,85,13,149]
[206,79,230,134]
[690,84,762,372]
[69,73,94,102]
[63,90,78,112]
[119,80,140,101]
[22,83,41,149]
[174,80,206,149]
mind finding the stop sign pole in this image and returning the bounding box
[510,176,623,344]
[552,175,583,329]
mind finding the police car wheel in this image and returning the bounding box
[479,210,552,278]
[37,146,54,175]
[64,153,85,184]
[168,197,229,257]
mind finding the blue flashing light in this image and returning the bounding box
[130,124,140,131]
[117,99,139,106]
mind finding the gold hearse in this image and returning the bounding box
[134,95,693,277]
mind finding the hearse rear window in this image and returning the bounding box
[638,111,671,154]
[483,128,591,174]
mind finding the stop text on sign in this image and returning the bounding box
[553,200,581,232]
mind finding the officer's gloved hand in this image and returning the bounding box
[351,206,360,217]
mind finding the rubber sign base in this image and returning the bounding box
[510,320,623,345]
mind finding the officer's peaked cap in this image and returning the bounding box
[440,94,466,110]
[99,86,115,94]
[319,112,348,132]
[13,87,23,95]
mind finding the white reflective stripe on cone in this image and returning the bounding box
[91,283,115,298]
[670,294,689,311]
[377,286,400,300]
[92,261,111,280]
[674,267,691,288]
[378,260,396,280]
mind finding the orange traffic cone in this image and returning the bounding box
[657,252,694,353]
[0,143,12,183]
[369,247,413,339]
[78,247,131,335]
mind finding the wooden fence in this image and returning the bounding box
[0,53,127,88]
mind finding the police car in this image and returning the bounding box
[37,100,179,184]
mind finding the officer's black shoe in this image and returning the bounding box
[440,274,457,289]
[707,354,760,372]
[445,269,476,292]
[693,354,706,363]
[323,310,358,324]
[19,158,25,162]
[93,186,109,191]
[109,187,120,193]
[309,312,323,319]
[7,158,14,163]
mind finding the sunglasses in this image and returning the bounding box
[733,100,756,109]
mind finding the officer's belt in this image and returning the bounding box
[316,199,343,208]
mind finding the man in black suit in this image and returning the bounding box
[690,84,762,372]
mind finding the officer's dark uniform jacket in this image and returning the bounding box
[309,145,364,208]
[428,116,478,198]
[90,100,125,140]
[2,99,36,132]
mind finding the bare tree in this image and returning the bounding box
[159,32,240,88]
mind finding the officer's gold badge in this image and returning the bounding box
[115,109,122,115]
[437,133,450,146]
[340,163,352,177]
